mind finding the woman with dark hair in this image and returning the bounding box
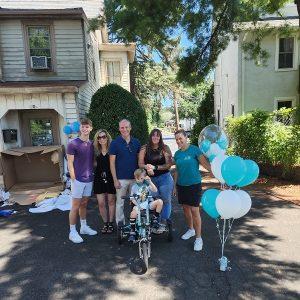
[173,129,211,251]
[93,129,116,234]
[138,129,173,222]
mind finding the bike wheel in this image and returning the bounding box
[141,242,149,271]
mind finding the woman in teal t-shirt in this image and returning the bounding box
[173,129,211,252]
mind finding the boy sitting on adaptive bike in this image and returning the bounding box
[128,168,163,242]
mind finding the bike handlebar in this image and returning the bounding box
[121,195,152,201]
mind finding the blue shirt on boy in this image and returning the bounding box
[109,136,141,179]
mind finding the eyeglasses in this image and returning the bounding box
[98,135,107,140]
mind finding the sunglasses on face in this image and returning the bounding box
[98,135,107,140]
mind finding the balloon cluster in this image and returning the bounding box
[199,125,259,220]
[198,124,228,162]
[198,125,260,271]
[63,121,80,135]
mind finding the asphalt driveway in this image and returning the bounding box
[0,188,299,300]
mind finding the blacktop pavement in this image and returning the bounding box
[0,180,299,300]
[0,135,299,299]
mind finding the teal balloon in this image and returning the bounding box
[63,125,72,135]
[201,189,220,219]
[199,140,211,153]
[221,156,247,186]
[237,160,259,187]
[71,121,80,132]
[217,136,229,150]
[208,154,217,162]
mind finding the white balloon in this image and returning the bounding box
[210,143,223,156]
[205,148,213,158]
[220,149,226,155]
[232,190,252,219]
[216,190,241,219]
[211,154,228,184]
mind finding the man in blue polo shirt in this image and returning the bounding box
[109,119,141,225]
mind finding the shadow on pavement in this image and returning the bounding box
[0,190,299,299]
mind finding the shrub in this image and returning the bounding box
[226,110,270,162]
[265,123,300,174]
[226,109,300,177]
[190,83,215,145]
[87,84,149,143]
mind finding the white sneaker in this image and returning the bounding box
[69,230,83,243]
[80,225,97,235]
[181,229,195,240]
[194,237,203,251]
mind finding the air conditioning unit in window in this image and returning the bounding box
[30,56,48,70]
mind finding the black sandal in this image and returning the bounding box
[107,222,114,234]
[101,222,109,234]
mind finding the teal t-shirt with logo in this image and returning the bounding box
[174,145,202,186]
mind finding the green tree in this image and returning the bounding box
[177,83,211,119]
[101,0,298,84]
[87,84,149,143]
[131,40,191,130]
[131,61,172,126]
[190,83,215,145]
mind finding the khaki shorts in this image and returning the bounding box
[71,179,93,199]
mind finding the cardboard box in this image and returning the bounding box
[0,146,64,191]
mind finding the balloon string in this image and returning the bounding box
[216,218,222,244]
[224,218,234,244]
[222,218,226,257]
[217,218,235,258]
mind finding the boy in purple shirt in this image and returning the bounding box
[67,118,97,243]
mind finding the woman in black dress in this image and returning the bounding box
[93,129,116,233]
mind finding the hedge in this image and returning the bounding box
[226,109,300,177]
[87,84,149,143]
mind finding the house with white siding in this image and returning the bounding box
[214,3,299,127]
[0,0,135,190]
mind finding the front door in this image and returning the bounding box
[21,110,60,147]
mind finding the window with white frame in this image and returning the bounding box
[106,61,121,84]
[278,37,294,69]
[26,25,53,71]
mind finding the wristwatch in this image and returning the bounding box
[154,165,158,170]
